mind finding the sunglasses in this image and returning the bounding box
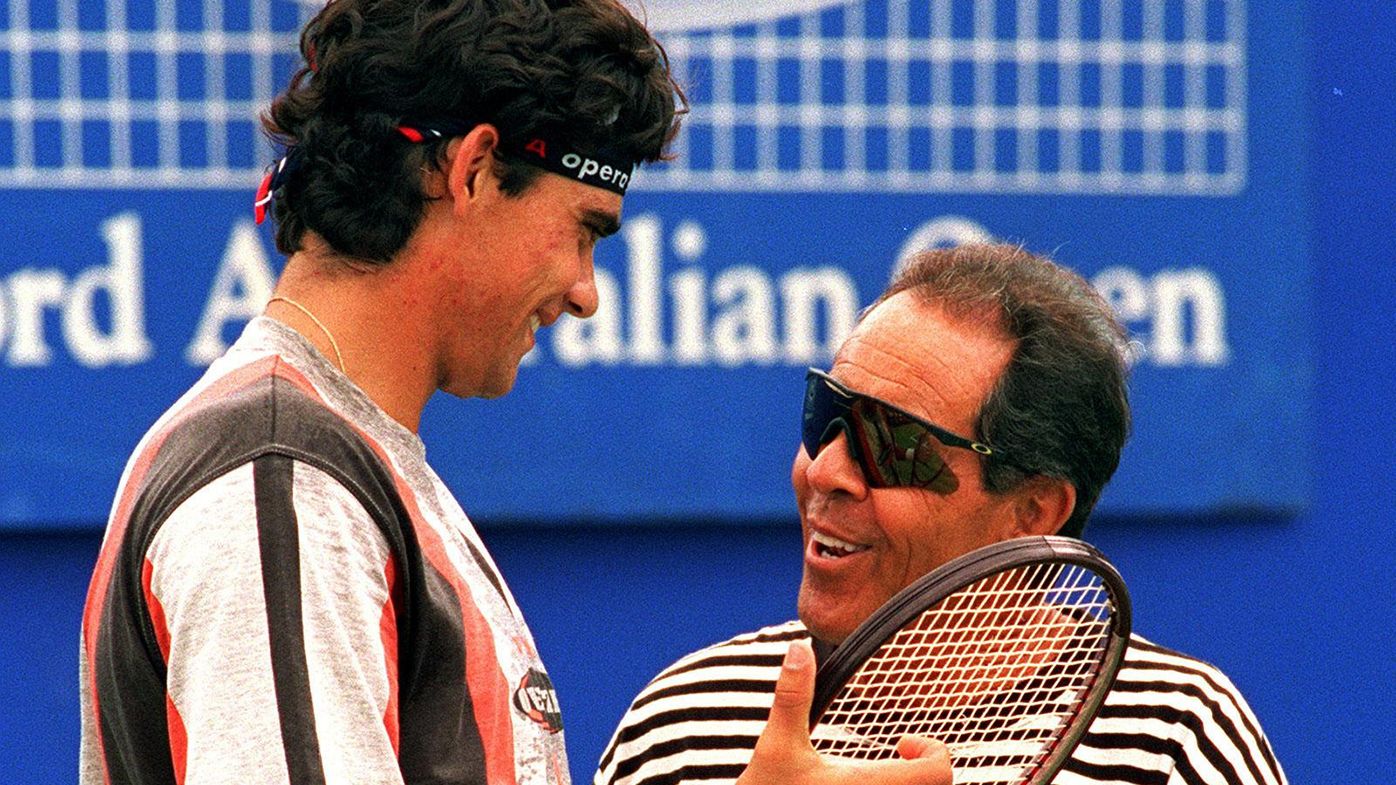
[801,368,1001,494]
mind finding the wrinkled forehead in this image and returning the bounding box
[831,291,1014,433]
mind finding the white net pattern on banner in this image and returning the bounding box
[641,0,1246,194]
[0,0,312,188]
[0,0,1245,192]
[811,562,1117,784]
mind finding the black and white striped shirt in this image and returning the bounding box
[595,621,1285,785]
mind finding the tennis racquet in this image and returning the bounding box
[808,535,1131,785]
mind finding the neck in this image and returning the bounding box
[268,249,439,433]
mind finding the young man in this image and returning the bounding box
[78,1,677,783]
[597,244,1288,785]
[79,2,948,784]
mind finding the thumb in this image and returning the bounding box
[742,641,956,785]
[735,641,821,784]
[766,639,818,744]
[748,636,820,771]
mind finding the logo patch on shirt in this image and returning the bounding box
[513,667,563,734]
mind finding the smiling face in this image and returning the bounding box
[414,139,619,399]
[793,291,1026,645]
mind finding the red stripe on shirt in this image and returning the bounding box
[369,454,516,785]
[142,560,171,659]
[166,696,188,785]
[272,360,519,785]
[435,547,518,785]
[380,556,400,755]
[142,558,188,785]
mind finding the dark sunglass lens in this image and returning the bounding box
[802,374,835,456]
[804,371,962,494]
[803,373,865,462]
[852,399,960,494]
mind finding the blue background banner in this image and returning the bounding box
[6,3,1393,785]
[1,0,1310,526]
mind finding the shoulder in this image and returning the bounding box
[1114,633,1260,714]
[595,621,805,785]
[618,619,806,725]
[1068,633,1287,785]
[150,460,382,559]
[648,620,810,688]
[130,357,405,548]
[624,620,809,709]
[117,362,421,627]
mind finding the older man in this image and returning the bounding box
[597,244,1287,785]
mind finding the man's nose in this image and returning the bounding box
[565,253,599,318]
[804,429,870,500]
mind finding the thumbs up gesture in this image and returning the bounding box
[735,640,951,785]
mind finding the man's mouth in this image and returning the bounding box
[810,531,871,559]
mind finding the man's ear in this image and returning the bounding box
[1009,476,1077,538]
[445,124,501,206]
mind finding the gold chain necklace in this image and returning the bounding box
[268,295,347,375]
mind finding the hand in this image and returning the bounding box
[735,640,951,785]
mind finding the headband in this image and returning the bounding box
[397,124,635,196]
[254,123,636,223]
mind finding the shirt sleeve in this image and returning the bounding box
[1063,638,1288,785]
[145,456,403,785]
[1164,665,1288,785]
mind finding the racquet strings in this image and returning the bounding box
[811,561,1118,783]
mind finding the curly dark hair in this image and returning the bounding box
[876,244,1132,538]
[261,0,684,263]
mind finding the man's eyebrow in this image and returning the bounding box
[582,208,622,238]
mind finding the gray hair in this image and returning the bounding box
[873,244,1131,537]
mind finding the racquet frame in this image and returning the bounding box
[809,535,1132,784]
